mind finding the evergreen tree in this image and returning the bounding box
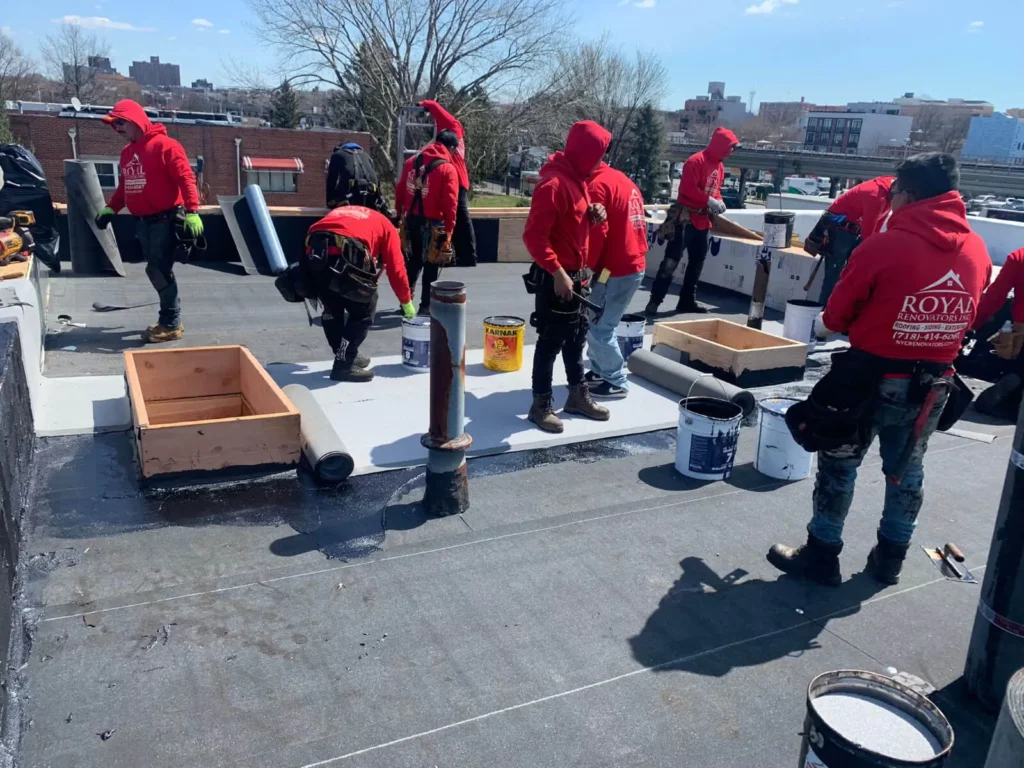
[622,102,664,202]
[0,110,14,145]
[271,80,300,129]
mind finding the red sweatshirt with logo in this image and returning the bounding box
[974,247,1024,328]
[822,191,991,363]
[587,163,647,277]
[307,207,412,305]
[523,121,612,274]
[394,142,460,236]
[677,127,739,230]
[419,100,469,190]
[104,100,200,216]
[827,176,895,239]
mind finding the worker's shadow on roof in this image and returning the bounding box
[629,556,885,678]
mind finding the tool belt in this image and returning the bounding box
[785,349,960,453]
[404,215,454,266]
[523,263,589,329]
[426,224,454,266]
[806,212,860,254]
[304,231,379,303]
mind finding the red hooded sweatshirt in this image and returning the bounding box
[394,142,460,236]
[827,176,895,239]
[677,127,739,230]
[974,247,1024,328]
[306,206,412,305]
[523,121,612,274]
[587,163,648,277]
[103,100,200,216]
[823,191,991,363]
[420,100,469,190]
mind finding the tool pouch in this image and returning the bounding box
[426,224,454,266]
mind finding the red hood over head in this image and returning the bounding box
[418,141,453,165]
[887,190,972,253]
[543,120,612,182]
[706,127,739,162]
[102,99,161,137]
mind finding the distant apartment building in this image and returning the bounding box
[191,79,214,91]
[129,57,181,87]
[961,113,1024,165]
[802,111,912,155]
[88,57,116,76]
[846,101,901,115]
[678,82,752,139]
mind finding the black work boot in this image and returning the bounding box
[353,353,371,369]
[767,534,843,587]
[564,383,610,421]
[331,358,375,382]
[644,300,661,320]
[528,392,563,433]
[865,532,912,585]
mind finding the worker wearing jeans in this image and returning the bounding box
[584,163,648,398]
[808,378,947,547]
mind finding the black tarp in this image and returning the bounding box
[0,145,61,273]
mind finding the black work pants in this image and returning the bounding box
[404,215,440,308]
[649,223,710,307]
[531,275,588,395]
[137,214,180,329]
[321,291,377,362]
[455,187,477,266]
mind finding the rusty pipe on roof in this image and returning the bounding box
[420,280,472,516]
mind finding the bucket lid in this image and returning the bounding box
[786,299,822,309]
[679,396,743,421]
[484,315,525,328]
[807,670,952,762]
[402,316,430,328]
[620,313,646,323]
[765,211,795,223]
[759,397,798,415]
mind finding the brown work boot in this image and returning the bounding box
[528,392,563,433]
[330,359,375,382]
[563,383,610,421]
[767,534,843,587]
[144,324,184,343]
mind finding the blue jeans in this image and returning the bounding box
[808,377,948,546]
[586,270,644,389]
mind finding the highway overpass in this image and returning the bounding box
[666,143,1024,197]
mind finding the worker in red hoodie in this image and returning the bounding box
[420,100,476,265]
[971,246,1024,412]
[803,176,895,305]
[523,120,612,433]
[646,127,739,317]
[395,130,460,314]
[298,206,414,382]
[769,153,991,588]
[584,163,648,399]
[95,100,202,343]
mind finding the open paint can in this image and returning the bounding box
[402,317,430,370]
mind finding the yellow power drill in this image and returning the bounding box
[0,211,36,265]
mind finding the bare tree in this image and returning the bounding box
[556,36,668,166]
[0,31,35,104]
[245,0,567,179]
[913,108,973,154]
[39,23,111,103]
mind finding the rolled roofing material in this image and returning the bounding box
[244,184,287,274]
[627,349,756,417]
[63,160,124,276]
[283,383,355,482]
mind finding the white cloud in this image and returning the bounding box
[0,26,11,36]
[969,20,983,26]
[192,19,214,32]
[967,20,983,33]
[745,0,798,15]
[168,35,177,41]
[633,0,656,8]
[218,29,231,35]
[51,15,156,32]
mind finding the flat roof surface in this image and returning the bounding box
[25,261,1010,766]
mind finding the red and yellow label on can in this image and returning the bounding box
[483,316,525,372]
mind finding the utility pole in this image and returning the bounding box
[964,396,1024,711]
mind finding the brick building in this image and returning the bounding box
[7,111,373,208]
[129,57,181,88]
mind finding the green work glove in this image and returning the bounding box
[95,206,115,229]
[401,301,416,320]
[183,212,204,238]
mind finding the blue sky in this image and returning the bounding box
[8,0,1023,111]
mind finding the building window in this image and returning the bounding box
[246,170,297,193]
[82,157,120,189]
[805,132,816,145]
[832,132,844,146]
[851,119,863,130]
[822,118,833,129]
[847,137,859,149]
[817,132,829,145]
[807,117,818,128]
[835,118,846,129]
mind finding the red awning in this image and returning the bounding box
[242,157,305,172]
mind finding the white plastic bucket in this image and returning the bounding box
[783,299,822,351]
[754,398,813,481]
[675,397,743,481]
[615,313,646,361]
[402,317,430,370]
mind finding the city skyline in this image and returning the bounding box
[7,0,1022,110]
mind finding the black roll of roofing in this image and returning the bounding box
[63,160,125,276]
